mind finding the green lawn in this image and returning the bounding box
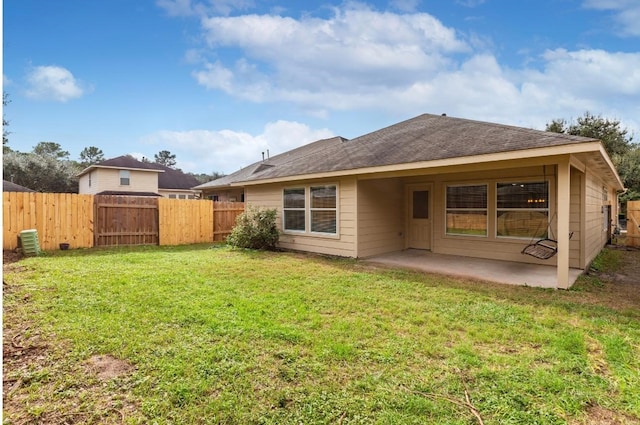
[3,245,639,424]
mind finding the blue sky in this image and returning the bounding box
[3,0,639,174]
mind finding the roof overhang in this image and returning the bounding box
[233,141,624,191]
[77,164,165,177]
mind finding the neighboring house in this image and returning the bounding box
[3,180,36,192]
[196,113,624,289]
[77,155,201,199]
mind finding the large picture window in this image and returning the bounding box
[446,185,487,236]
[496,182,549,238]
[283,188,306,232]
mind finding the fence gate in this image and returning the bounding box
[94,195,159,246]
[628,200,640,248]
[213,201,245,241]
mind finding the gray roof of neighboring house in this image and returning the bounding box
[79,155,200,190]
[95,190,162,197]
[194,136,347,189]
[196,113,602,189]
[3,180,36,192]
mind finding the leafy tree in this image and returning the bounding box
[3,92,11,153]
[3,151,80,192]
[154,150,177,168]
[189,171,225,184]
[546,112,640,208]
[546,112,633,159]
[617,147,640,206]
[79,146,105,166]
[33,141,70,159]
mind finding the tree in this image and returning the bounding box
[33,141,70,159]
[79,146,105,166]
[546,111,640,205]
[3,151,80,193]
[3,92,11,153]
[189,171,225,184]
[546,112,633,159]
[154,150,177,168]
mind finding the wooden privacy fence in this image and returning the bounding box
[159,198,214,245]
[213,201,245,241]
[628,200,640,248]
[3,192,245,251]
[94,195,159,247]
[3,192,94,251]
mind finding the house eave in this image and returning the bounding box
[236,141,621,187]
[77,164,165,177]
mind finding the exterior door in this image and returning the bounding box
[407,185,432,250]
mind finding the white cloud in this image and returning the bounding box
[141,120,335,173]
[583,0,640,36]
[175,3,640,140]
[193,5,469,105]
[25,66,86,102]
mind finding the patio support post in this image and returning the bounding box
[556,158,571,289]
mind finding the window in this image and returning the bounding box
[88,172,92,188]
[169,194,177,199]
[283,185,338,235]
[413,190,429,219]
[496,182,548,238]
[446,185,487,236]
[119,170,130,186]
[283,188,306,232]
[310,185,337,234]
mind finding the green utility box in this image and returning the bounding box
[19,229,41,256]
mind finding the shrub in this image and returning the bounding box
[226,205,279,250]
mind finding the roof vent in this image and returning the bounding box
[441,113,447,116]
[253,163,275,174]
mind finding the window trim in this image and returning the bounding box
[445,183,488,237]
[283,187,307,233]
[282,184,339,237]
[309,185,338,235]
[119,170,130,186]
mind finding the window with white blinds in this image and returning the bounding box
[310,185,337,234]
[283,188,306,232]
[283,185,338,235]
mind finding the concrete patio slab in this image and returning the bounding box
[363,250,583,289]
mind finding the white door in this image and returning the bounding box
[408,185,432,250]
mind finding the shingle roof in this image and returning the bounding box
[92,155,164,171]
[198,113,601,189]
[80,155,200,190]
[194,136,347,189]
[3,180,35,192]
[96,190,162,197]
[152,163,201,190]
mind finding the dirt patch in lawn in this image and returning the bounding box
[85,354,135,381]
[576,246,640,312]
[571,405,640,425]
[3,252,140,424]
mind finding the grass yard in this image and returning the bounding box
[3,245,640,424]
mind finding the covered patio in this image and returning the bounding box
[363,249,584,289]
